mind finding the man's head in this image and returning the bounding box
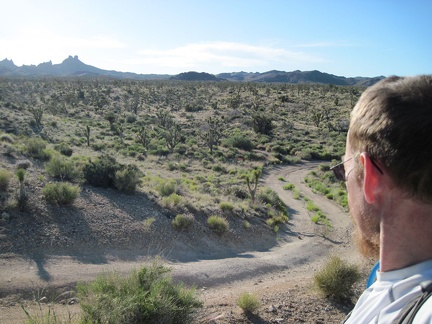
[345,75,432,258]
[348,75,432,203]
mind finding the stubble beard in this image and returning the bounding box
[353,227,380,259]
[350,208,380,259]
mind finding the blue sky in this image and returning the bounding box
[1,0,431,77]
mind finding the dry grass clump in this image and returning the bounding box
[237,292,260,314]
[314,256,361,302]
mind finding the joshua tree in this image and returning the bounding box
[242,167,262,204]
[202,116,223,154]
[85,125,91,147]
[29,106,44,130]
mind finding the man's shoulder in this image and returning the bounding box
[413,296,432,323]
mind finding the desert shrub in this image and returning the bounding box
[16,159,32,170]
[54,142,73,157]
[43,182,80,205]
[91,142,106,151]
[314,256,361,302]
[143,217,156,231]
[0,169,12,192]
[161,193,182,207]
[242,220,251,229]
[258,188,287,215]
[222,134,255,151]
[267,212,289,225]
[0,133,14,143]
[114,164,142,194]
[212,164,227,173]
[306,200,320,212]
[45,155,81,182]
[167,161,177,171]
[292,189,301,200]
[156,179,177,197]
[172,213,194,230]
[174,143,188,155]
[236,292,260,313]
[207,215,229,235]
[83,155,121,188]
[232,186,249,200]
[23,137,50,160]
[77,262,202,324]
[283,183,295,190]
[219,201,234,213]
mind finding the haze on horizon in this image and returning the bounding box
[1,0,431,78]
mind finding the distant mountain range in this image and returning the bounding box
[0,55,384,86]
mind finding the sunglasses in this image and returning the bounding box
[330,155,383,181]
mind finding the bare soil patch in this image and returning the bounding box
[0,161,370,323]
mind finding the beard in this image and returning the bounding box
[350,204,380,259]
[353,226,380,259]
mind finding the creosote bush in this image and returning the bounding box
[23,137,51,161]
[314,256,361,302]
[237,292,260,314]
[45,154,81,182]
[43,182,80,205]
[83,155,120,188]
[207,215,229,235]
[77,262,202,324]
[156,179,177,197]
[172,213,194,230]
[83,155,141,193]
[219,201,234,213]
[114,164,142,194]
[0,169,12,192]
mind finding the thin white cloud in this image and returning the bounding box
[295,41,358,48]
[132,41,325,72]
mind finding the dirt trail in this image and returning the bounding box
[0,162,361,323]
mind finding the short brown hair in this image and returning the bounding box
[349,75,432,203]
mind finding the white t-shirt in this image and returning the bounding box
[345,259,432,323]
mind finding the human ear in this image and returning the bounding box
[360,153,382,204]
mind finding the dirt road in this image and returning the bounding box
[0,161,362,323]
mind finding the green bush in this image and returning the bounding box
[0,169,12,192]
[43,182,80,205]
[23,137,51,160]
[45,155,81,182]
[236,292,260,314]
[223,134,255,151]
[207,215,229,235]
[258,188,287,215]
[114,164,142,194]
[212,164,227,173]
[314,256,361,302]
[219,201,234,213]
[172,213,194,230]
[83,155,121,188]
[156,179,177,197]
[283,183,295,190]
[306,200,320,212]
[161,193,182,207]
[0,133,14,143]
[54,142,73,157]
[77,262,202,323]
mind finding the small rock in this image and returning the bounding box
[68,298,79,305]
[1,212,11,221]
[268,305,277,313]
